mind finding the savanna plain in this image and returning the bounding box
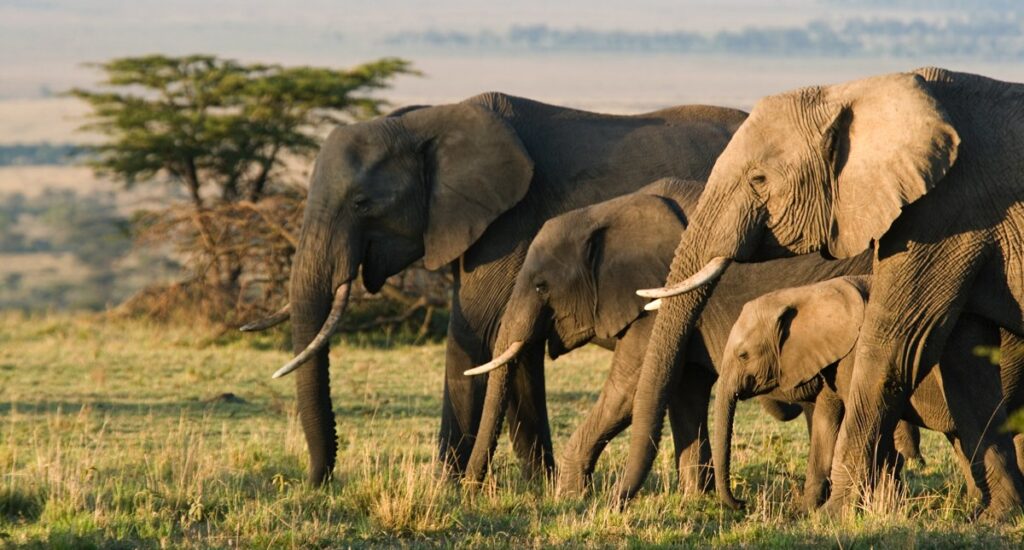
[2,313,1023,548]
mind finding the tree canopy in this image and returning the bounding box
[69,54,420,322]
[70,54,416,205]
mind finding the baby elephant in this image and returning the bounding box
[713,275,1024,518]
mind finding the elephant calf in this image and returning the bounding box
[463,177,881,494]
[713,275,1024,518]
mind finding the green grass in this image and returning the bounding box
[1,313,1023,548]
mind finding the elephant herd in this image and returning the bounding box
[242,67,1024,521]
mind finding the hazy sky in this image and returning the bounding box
[2,1,1023,111]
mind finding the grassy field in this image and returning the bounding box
[1,313,1023,548]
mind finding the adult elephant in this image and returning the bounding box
[618,68,1024,513]
[464,177,875,493]
[243,93,748,484]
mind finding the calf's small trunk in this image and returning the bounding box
[713,380,745,509]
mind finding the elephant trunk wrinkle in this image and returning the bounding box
[713,382,745,509]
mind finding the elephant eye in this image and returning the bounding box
[352,197,371,213]
[749,173,767,186]
[737,350,750,361]
[534,281,548,295]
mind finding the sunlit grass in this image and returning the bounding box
[1,312,1023,547]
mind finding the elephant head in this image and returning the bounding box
[621,69,961,499]
[271,100,534,484]
[712,276,868,508]
[462,178,702,482]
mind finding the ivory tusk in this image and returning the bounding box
[271,284,351,379]
[636,256,731,299]
[463,341,525,376]
[644,299,662,311]
[239,303,291,332]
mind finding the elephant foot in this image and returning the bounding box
[801,478,830,512]
[678,464,715,497]
[976,504,1017,524]
[977,495,1024,524]
[818,490,856,520]
[460,477,486,494]
[555,461,591,497]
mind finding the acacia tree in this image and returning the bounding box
[71,54,416,319]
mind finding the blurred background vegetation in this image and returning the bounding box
[0,54,451,341]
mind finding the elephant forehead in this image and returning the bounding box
[731,301,770,340]
[320,120,409,174]
[527,238,583,273]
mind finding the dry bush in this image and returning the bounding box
[115,184,452,338]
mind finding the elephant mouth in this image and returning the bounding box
[548,323,594,358]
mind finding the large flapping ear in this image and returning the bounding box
[777,277,867,390]
[820,72,960,258]
[591,193,688,339]
[404,103,534,270]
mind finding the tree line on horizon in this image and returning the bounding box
[385,13,1024,60]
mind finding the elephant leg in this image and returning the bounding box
[802,402,815,439]
[505,341,555,480]
[439,268,554,480]
[938,320,1024,520]
[804,391,843,510]
[668,364,716,496]
[826,235,985,512]
[948,435,983,503]
[557,361,634,495]
[998,330,1024,476]
[893,421,923,465]
[1015,434,1024,478]
[558,319,651,495]
[439,304,489,477]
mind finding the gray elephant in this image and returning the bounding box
[619,68,1024,515]
[713,276,1024,516]
[463,177,885,493]
[240,93,748,484]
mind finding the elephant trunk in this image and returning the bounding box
[463,339,516,484]
[617,190,759,503]
[713,375,745,509]
[289,285,340,484]
[287,220,360,485]
[464,288,543,484]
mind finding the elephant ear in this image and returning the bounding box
[777,278,867,390]
[591,194,687,340]
[404,103,534,270]
[823,73,960,258]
